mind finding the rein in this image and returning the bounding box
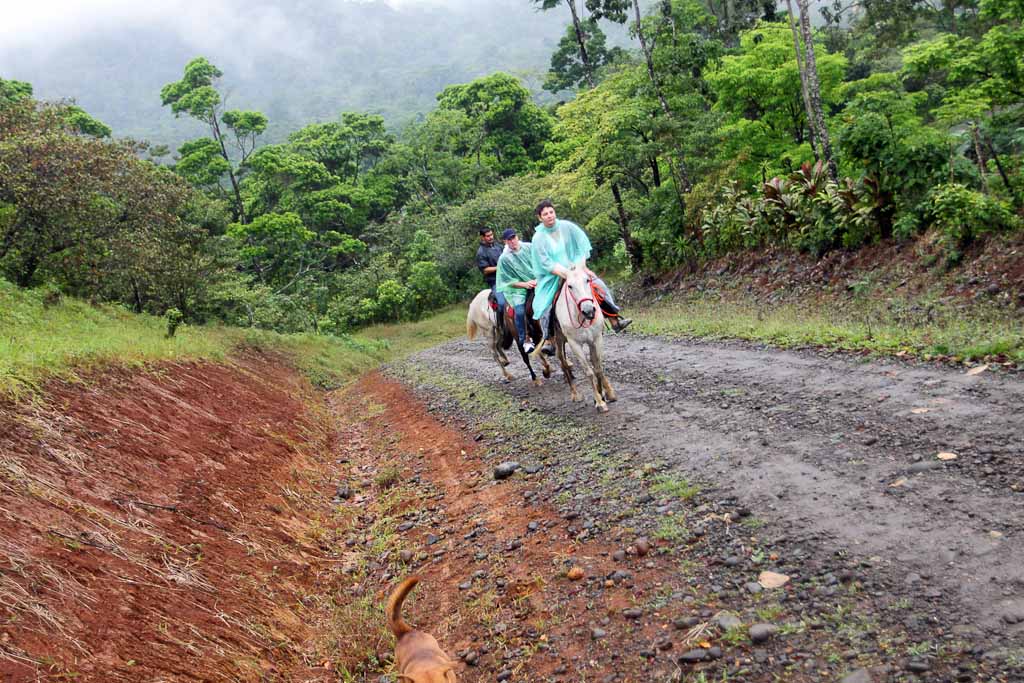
[562,280,597,330]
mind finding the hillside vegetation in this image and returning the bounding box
[1,0,1021,357]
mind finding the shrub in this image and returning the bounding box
[165,308,184,338]
[925,183,1019,263]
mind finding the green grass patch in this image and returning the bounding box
[633,293,1024,364]
[0,280,465,398]
[649,474,700,501]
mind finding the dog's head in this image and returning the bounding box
[397,664,457,683]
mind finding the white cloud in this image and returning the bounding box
[0,0,464,52]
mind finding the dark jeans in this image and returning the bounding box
[512,303,527,345]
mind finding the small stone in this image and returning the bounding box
[494,462,521,480]
[336,485,352,500]
[906,659,931,673]
[567,566,585,581]
[745,582,763,594]
[497,670,512,681]
[678,649,708,663]
[715,612,742,631]
[399,550,414,563]
[840,669,874,683]
[612,550,626,562]
[462,651,479,666]
[749,623,778,643]
[634,538,651,556]
[622,608,643,620]
[591,627,607,640]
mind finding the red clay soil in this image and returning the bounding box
[331,374,708,683]
[1,360,698,682]
[0,352,344,682]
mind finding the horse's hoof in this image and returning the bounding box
[606,394,618,403]
[542,369,552,379]
[596,403,609,413]
[533,379,543,387]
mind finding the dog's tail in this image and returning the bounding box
[387,575,419,637]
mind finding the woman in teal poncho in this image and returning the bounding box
[530,200,631,350]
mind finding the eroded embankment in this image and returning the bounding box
[0,353,347,681]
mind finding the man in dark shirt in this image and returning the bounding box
[476,227,507,312]
[476,228,503,289]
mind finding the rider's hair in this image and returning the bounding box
[534,199,555,217]
[478,227,493,236]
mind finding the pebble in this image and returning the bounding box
[840,669,873,683]
[494,462,521,480]
[905,659,931,673]
[678,648,708,663]
[744,582,763,594]
[675,616,701,629]
[591,627,607,640]
[399,550,414,563]
[749,623,778,643]
[715,612,742,631]
[622,608,643,620]
[497,670,512,681]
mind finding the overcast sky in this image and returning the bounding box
[0,0,464,49]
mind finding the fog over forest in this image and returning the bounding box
[0,0,625,147]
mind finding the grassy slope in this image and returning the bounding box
[626,236,1024,365]
[0,280,466,398]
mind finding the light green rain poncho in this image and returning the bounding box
[495,241,535,305]
[530,219,592,319]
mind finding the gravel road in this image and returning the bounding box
[414,333,1024,642]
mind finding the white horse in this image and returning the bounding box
[550,266,616,412]
[467,289,551,384]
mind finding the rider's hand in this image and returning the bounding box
[525,279,537,289]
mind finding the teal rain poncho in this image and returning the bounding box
[496,242,535,305]
[530,219,592,320]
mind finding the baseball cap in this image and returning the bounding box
[501,228,517,240]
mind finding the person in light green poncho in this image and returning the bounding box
[495,228,537,353]
[530,200,631,353]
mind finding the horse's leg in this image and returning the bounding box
[590,334,616,403]
[491,330,513,381]
[555,331,579,402]
[516,338,539,384]
[565,335,606,412]
[529,319,553,378]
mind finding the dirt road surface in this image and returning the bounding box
[409,332,1024,655]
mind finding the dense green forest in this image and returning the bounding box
[1,0,1021,335]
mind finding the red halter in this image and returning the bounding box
[562,279,597,329]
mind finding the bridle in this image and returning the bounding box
[562,278,597,329]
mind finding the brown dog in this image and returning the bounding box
[387,576,458,683]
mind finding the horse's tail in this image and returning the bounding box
[467,316,478,341]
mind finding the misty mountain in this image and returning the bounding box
[1,0,642,149]
[0,0,835,149]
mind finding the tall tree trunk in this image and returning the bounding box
[564,0,595,87]
[632,0,692,225]
[785,0,818,158]
[796,0,838,181]
[971,123,990,194]
[611,182,643,269]
[211,116,247,224]
[986,136,1020,207]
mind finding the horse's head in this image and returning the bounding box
[564,265,597,322]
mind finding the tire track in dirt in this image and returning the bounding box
[413,335,1024,642]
